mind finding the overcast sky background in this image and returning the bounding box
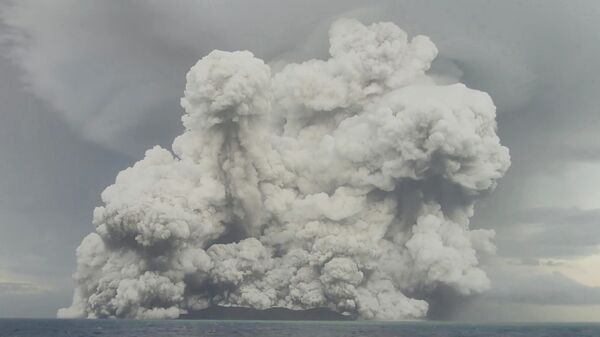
[1,0,600,321]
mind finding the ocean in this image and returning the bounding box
[1,319,599,337]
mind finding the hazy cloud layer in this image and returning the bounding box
[489,271,600,306]
[499,208,600,258]
[0,282,40,295]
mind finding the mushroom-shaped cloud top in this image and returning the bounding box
[181,50,271,130]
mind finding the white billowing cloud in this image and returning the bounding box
[58,19,510,320]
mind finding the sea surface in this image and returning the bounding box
[1,319,600,337]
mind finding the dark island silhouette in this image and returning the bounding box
[179,307,354,321]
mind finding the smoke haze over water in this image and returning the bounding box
[58,19,510,320]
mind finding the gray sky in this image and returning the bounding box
[1,0,600,320]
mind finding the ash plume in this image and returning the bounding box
[58,19,510,320]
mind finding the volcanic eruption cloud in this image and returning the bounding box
[58,19,510,320]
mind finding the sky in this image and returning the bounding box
[0,0,600,321]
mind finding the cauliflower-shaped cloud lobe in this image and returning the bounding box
[58,19,510,320]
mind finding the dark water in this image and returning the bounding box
[1,319,600,337]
